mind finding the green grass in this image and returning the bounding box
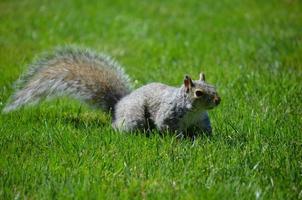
[0,0,301,199]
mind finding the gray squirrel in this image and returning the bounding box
[3,46,221,136]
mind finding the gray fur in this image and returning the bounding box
[3,46,221,136]
[113,80,220,135]
[3,46,131,113]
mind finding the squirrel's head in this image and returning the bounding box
[183,73,221,110]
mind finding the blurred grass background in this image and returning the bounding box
[0,0,301,199]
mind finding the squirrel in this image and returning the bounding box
[3,46,221,137]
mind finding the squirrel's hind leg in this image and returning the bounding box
[112,115,146,132]
[112,100,147,132]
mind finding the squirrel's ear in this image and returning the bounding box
[199,72,206,81]
[184,75,194,92]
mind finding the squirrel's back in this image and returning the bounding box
[3,46,132,112]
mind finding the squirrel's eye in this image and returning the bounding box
[195,90,204,97]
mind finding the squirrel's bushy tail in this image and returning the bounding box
[3,46,132,113]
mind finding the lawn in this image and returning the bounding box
[0,0,301,199]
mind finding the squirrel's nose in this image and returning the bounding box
[213,96,221,105]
